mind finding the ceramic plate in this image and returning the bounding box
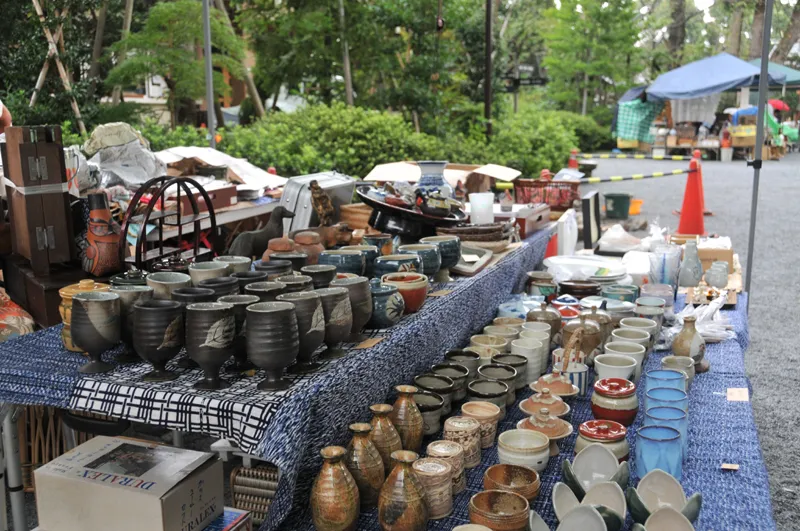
[583,482,627,518]
[637,469,687,512]
[556,505,606,531]
[580,296,635,312]
[552,482,580,521]
[572,444,620,492]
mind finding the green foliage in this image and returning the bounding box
[137,120,209,152]
[106,0,245,122]
[543,110,613,152]
[491,108,578,173]
[542,0,641,116]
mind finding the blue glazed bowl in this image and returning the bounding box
[367,278,405,329]
[373,254,422,278]
[362,233,393,256]
[420,235,461,281]
[341,245,380,278]
[398,244,441,280]
[318,250,365,276]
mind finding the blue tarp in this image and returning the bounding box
[731,105,774,125]
[646,52,787,101]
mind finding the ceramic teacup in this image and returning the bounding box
[619,317,658,352]
[374,254,422,278]
[318,250,365,276]
[594,354,637,382]
[146,272,191,300]
[213,255,252,274]
[398,244,442,280]
[604,341,646,382]
[340,245,379,278]
[565,362,590,396]
[188,262,231,286]
[511,338,546,383]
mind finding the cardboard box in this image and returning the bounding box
[698,247,734,272]
[206,508,252,531]
[666,135,678,147]
[34,436,223,531]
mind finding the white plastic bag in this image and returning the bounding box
[598,224,641,253]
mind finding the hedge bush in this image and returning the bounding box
[62,102,608,178]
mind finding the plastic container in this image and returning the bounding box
[628,198,643,216]
[604,193,632,220]
[469,193,495,225]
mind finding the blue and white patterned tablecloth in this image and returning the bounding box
[0,228,554,531]
[289,293,773,531]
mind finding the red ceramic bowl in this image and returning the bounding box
[381,272,429,313]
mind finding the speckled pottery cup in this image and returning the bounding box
[373,254,422,278]
[198,276,239,299]
[277,291,325,374]
[330,276,373,342]
[217,294,260,373]
[232,271,269,293]
[301,264,338,289]
[420,235,461,282]
[109,285,153,363]
[414,390,445,436]
[147,272,191,300]
[270,252,308,272]
[277,274,313,294]
[213,255,252,274]
[367,278,405,329]
[444,349,481,383]
[398,244,441,280]
[341,245,379,278]
[254,259,294,280]
[244,281,287,302]
[186,302,236,390]
[188,262,231,286]
[246,301,300,391]
[318,250,365,276]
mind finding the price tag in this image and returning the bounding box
[462,254,480,263]
[721,463,740,471]
[354,337,385,349]
[727,388,749,402]
[428,289,453,298]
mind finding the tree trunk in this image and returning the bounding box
[772,1,800,62]
[112,0,135,104]
[87,0,108,99]
[726,6,744,57]
[581,70,589,116]
[748,0,766,59]
[667,0,686,66]
[338,0,354,106]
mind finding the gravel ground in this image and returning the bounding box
[586,151,800,530]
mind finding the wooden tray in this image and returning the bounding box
[686,287,737,308]
[451,245,493,277]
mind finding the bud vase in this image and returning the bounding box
[311,446,359,531]
[378,450,429,531]
[369,404,403,475]
[345,423,385,509]
[390,385,424,453]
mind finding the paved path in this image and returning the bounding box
[586,152,800,530]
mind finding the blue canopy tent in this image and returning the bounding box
[646,52,786,101]
[732,104,774,125]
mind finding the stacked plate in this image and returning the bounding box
[542,256,628,285]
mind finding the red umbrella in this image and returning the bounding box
[768,99,790,111]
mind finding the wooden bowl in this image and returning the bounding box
[483,464,540,501]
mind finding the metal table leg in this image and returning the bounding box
[0,423,8,531]
[3,411,27,531]
[171,430,184,448]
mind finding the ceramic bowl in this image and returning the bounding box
[468,490,529,531]
[627,469,702,524]
[188,262,230,286]
[562,443,630,499]
[362,233,393,255]
[604,341,646,382]
[318,250,364,276]
[380,272,429,313]
[619,317,658,351]
[465,345,502,368]
[253,259,293,280]
[493,317,525,330]
[146,272,191,300]
[483,325,520,344]
[521,321,551,334]
[611,327,651,352]
[454,526,494,531]
[497,429,550,472]
[374,253,422,278]
[594,354,637,381]
[300,264,338,289]
[340,245,379,278]
[632,507,696,531]
[398,244,441,279]
[420,235,461,281]
[466,379,509,417]
[213,255,252,274]
[471,334,509,353]
[556,505,606,531]
[483,464,540,501]
[553,481,626,531]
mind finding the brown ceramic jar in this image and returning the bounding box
[427,440,466,495]
[390,385,424,453]
[562,315,602,358]
[378,450,429,531]
[345,423,385,509]
[261,237,295,262]
[581,305,613,346]
[294,231,325,265]
[369,404,403,475]
[311,446,360,531]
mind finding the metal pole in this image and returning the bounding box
[202,0,217,149]
[484,0,493,138]
[744,0,774,308]
[3,412,25,531]
[338,0,354,106]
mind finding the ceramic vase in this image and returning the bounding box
[83,193,122,276]
[71,292,121,374]
[369,404,404,476]
[109,285,153,363]
[416,160,452,197]
[244,281,286,302]
[345,423,386,509]
[316,287,353,359]
[197,276,239,298]
[390,385,424,453]
[678,241,704,287]
[367,278,405,329]
[276,291,325,374]
[672,315,707,371]
[217,294,260,373]
[276,274,313,294]
[301,265,338,289]
[171,287,216,368]
[294,231,325,265]
[186,302,236,389]
[254,259,294,280]
[378,450,429,531]
[246,301,300,390]
[133,299,184,381]
[232,271,269,293]
[311,446,360,531]
[330,276,373,341]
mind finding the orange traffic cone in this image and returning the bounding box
[692,149,713,216]
[545,232,559,258]
[676,157,706,236]
[568,149,579,169]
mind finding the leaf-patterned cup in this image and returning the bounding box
[133,300,184,382]
[246,302,300,391]
[186,302,236,389]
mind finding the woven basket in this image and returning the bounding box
[230,464,280,526]
[339,203,373,230]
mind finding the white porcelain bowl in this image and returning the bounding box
[604,341,646,382]
[497,429,550,472]
[594,354,637,381]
